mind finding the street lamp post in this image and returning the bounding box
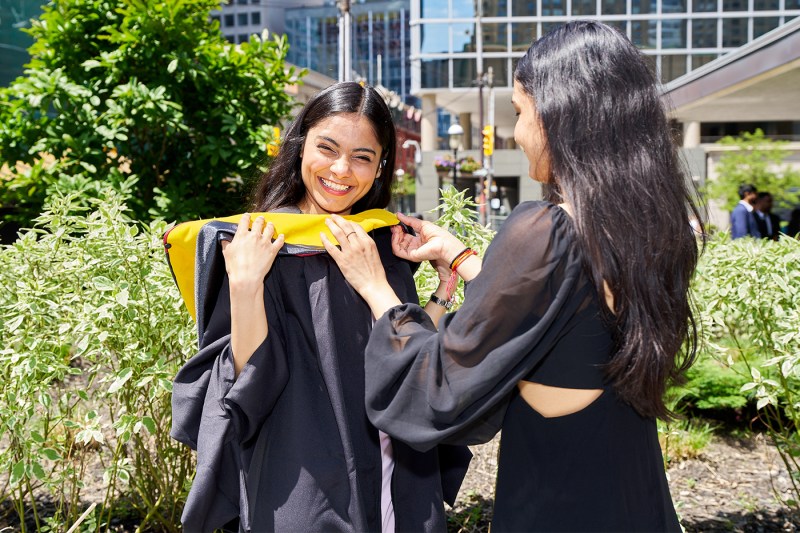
[447,123,464,194]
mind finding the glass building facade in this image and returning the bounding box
[284,0,412,98]
[0,0,45,87]
[413,0,800,86]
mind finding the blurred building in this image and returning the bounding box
[0,0,45,87]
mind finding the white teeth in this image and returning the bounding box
[320,177,351,191]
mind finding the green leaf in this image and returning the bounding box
[108,367,134,394]
[93,276,115,291]
[141,416,156,435]
[40,448,62,461]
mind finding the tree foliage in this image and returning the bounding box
[705,129,800,212]
[0,0,301,225]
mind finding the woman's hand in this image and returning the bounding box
[221,214,285,288]
[391,213,467,268]
[392,213,482,284]
[321,214,402,318]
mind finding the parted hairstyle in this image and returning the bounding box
[514,20,704,419]
[250,81,397,214]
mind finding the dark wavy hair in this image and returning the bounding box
[515,21,704,419]
[250,81,397,213]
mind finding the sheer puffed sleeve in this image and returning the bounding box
[365,202,588,451]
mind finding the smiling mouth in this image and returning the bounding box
[319,176,353,193]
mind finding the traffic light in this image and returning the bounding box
[267,126,281,157]
[482,125,494,156]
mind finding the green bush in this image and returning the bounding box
[0,0,300,226]
[0,185,195,531]
[692,233,800,508]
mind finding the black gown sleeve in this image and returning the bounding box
[365,202,588,451]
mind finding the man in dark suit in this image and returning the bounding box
[754,192,781,240]
[730,184,761,239]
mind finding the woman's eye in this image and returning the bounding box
[318,144,336,154]
[354,156,372,163]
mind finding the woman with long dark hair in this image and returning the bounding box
[170,81,469,532]
[323,22,702,531]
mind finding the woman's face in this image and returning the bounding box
[512,81,552,184]
[298,113,383,215]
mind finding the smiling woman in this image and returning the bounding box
[298,113,384,215]
[170,81,471,533]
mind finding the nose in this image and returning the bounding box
[329,154,351,177]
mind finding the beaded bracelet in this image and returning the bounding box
[445,247,477,300]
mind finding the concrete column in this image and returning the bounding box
[421,94,437,151]
[683,121,701,148]
[459,113,472,149]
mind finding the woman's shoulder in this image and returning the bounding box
[498,201,573,241]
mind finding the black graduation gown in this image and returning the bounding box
[364,202,681,531]
[170,223,470,533]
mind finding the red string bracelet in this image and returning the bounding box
[445,248,477,300]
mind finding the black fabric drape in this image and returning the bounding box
[171,224,471,532]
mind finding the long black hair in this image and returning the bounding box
[251,81,397,213]
[515,21,704,419]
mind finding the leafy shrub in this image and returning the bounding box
[413,188,495,310]
[0,185,195,531]
[692,233,800,509]
[0,0,300,225]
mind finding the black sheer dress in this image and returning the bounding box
[364,201,681,532]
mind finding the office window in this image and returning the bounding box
[224,14,235,27]
[542,0,567,16]
[541,22,561,37]
[661,19,687,48]
[237,0,247,4]
[662,0,688,12]
[238,34,249,44]
[251,11,261,25]
[421,0,448,18]
[452,0,478,17]
[452,23,477,53]
[238,13,248,26]
[722,0,746,10]
[692,0,718,11]
[786,0,800,8]
[753,16,780,36]
[572,0,597,14]
[754,0,779,8]
[691,53,718,69]
[483,0,508,16]
[602,0,626,15]
[421,58,449,88]
[251,0,259,3]
[513,0,537,15]
[484,57,509,87]
[661,55,687,83]
[605,20,627,35]
[482,23,508,52]
[211,14,220,25]
[421,23,449,53]
[511,22,537,51]
[631,0,657,13]
[722,18,747,46]
[631,20,657,48]
[692,19,717,47]
[453,58,478,87]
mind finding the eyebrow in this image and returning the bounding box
[316,135,378,156]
